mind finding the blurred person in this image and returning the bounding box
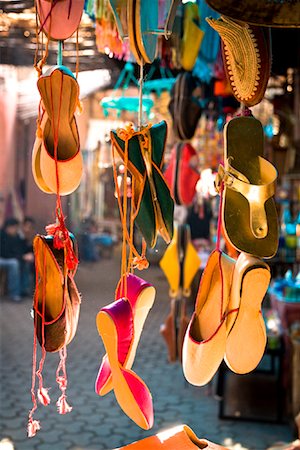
[0,217,34,302]
[20,216,36,250]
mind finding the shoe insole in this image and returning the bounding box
[223,116,278,258]
[225,266,270,374]
[38,68,79,160]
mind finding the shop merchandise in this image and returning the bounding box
[114,424,229,449]
[216,115,278,258]
[33,234,80,353]
[225,252,271,374]
[205,0,300,28]
[96,274,155,396]
[33,65,83,195]
[207,17,271,107]
[164,142,200,207]
[36,0,84,40]
[183,249,236,386]
[111,121,174,248]
[160,223,200,362]
[28,2,85,436]
[169,72,207,140]
[96,297,154,429]
[181,2,204,71]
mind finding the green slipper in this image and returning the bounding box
[111,121,174,248]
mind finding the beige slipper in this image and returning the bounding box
[225,252,270,374]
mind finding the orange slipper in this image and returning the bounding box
[115,424,229,449]
[182,250,236,386]
[37,65,83,196]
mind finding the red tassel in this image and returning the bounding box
[27,418,41,438]
[56,395,72,415]
[46,220,78,271]
[37,387,51,406]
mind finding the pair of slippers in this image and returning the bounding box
[33,233,81,352]
[95,274,155,429]
[32,65,83,196]
[36,0,84,41]
[111,121,174,248]
[115,424,229,449]
[159,224,200,362]
[183,249,271,386]
[109,0,180,64]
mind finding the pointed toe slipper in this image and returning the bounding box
[115,424,230,449]
[96,274,155,396]
[218,116,278,258]
[37,0,84,41]
[33,234,80,352]
[111,121,174,248]
[37,66,82,196]
[225,252,270,374]
[182,250,235,386]
[96,299,153,429]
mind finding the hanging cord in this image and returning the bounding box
[28,245,51,437]
[56,343,72,414]
[138,60,144,130]
[34,0,52,76]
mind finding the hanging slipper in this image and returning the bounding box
[128,0,144,64]
[134,0,159,63]
[225,252,270,374]
[164,143,200,207]
[108,0,129,39]
[206,16,271,107]
[96,273,155,396]
[111,121,174,248]
[182,250,236,386]
[115,424,229,449]
[160,223,200,298]
[181,2,204,71]
[216,115,278,258]
[96,297,154,429]
[33,234,81,353]
[204,0,300,28]
[36,65,83,196]
[36,0,84,41]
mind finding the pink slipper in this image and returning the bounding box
[37,0,84,41]
[95,274,155,396]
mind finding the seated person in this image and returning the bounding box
[0,217,34,302]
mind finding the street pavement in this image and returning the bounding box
[0,254,294,450]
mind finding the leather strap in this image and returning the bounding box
[216,157,277,239]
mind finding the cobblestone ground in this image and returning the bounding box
[0,255,293,450]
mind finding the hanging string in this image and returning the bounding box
[138,60,144,130]
[216,182,224,252]
[56,344,72,414]
[57,40,63,66]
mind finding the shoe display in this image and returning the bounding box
[36,65,83,196]
[111,121,174,248]
[216,115,278,258]
[96,273,155,396]
[96,297,154,429]
[37,0,85,40]
[182,250,236,386]
[33,234,80,352]
[225,252,271,374]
